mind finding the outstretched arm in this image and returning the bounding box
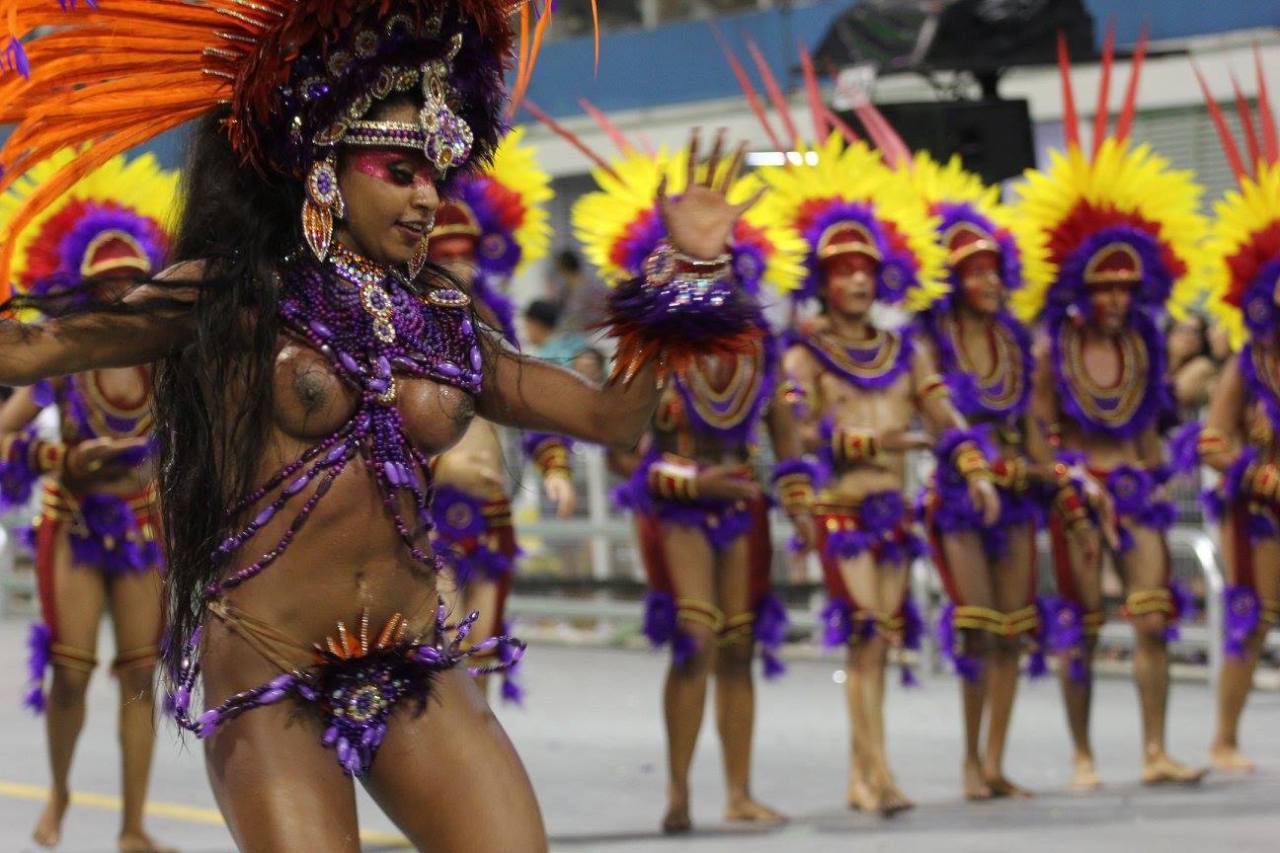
[0,269,198,385]
[477,346,658,451]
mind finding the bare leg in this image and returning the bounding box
[659,524,717,834]
[201,635,361,852]
[836,553,877,811]
[715,536,784,825]
[938,531,994,801]
[107,567,173,853]
[1056,530,1102,790]
[34,530,107,850]
[984,522,1035,798]
[1121,528,1206,785]
[1210,530,1279,771]
[841,553,913,815]
[364,669,546,852]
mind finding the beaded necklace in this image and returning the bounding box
[1051,311,1164,439]
[57,369,154,442]
[205,248,480,601]
[670,336,774,443]
[799,327,913,391]
[931,310,1031,421]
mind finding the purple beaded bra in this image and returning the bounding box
[169,245,523,777]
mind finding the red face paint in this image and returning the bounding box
[347,149,435,189]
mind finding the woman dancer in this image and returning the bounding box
[909,151,1058,800]
[1188,58,1280,771]
[1014,32,1206,788]
[571,135,814,833]
[0,2,765,847]
[0,151,176,852]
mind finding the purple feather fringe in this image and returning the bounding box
[755,592,789,680]
[1223,585,1262,659]
[23,623,52,714]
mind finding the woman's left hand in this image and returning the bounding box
[658,129,764,261]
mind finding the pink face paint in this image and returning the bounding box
[347,149,435,189]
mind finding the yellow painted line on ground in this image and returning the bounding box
[0,780,410,847]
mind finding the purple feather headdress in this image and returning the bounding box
[798,202,920,304]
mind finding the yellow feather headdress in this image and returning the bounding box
[0,148,178,304]
[908,151,1051,310]
[1010,30,1205,325]
[753,133,946,311]
[1194,50,1280,350]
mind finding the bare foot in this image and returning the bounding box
[1070,754,1102,791]
[661,802,692,835]
[985,774,1034,799]
[876,781,915,817]
[119,831,178,853]
[964,758,993,801]
[1141,753,1208,786]
[724,796,787,825]
[847,777,877,812]
[32,789,69,849]
[1209,742,1256,773]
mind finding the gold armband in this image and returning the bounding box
[532,439,572,481]
[774,473,815,516]
[648,455,700,502]
[833,428,881,466]
[1195,427,1229,459]
[917,373,950,403]
[952,440,992,484]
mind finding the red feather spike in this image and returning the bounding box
[1192,62,1247,181]
[798,42,830,141]
[853,100,910,169]
[711,23,787,156]
[1091,19,1115,159]
[1255,45,1279,164]
[744,35,800,150]
[1113,22,1148,143]
[1056,30,1080,149]
[521,99,618,179]
[1229,71,1261,176]
[825,105,861,145]
[578,97,634,155]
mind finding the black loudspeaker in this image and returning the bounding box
[839,98,1036,184]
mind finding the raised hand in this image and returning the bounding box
[658,129,764,261]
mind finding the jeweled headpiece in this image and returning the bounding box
[1196,49,1280,349]
[907,151,1051,312]
[429,126,553,283]
[0,149,177,311]
[0,1,571,292]
[1010,26,1204,326]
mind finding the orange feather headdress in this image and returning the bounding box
[0,0,593,296]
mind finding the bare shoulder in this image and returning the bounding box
[782,337,818,376]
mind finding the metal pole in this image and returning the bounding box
[1183,529,1225,694]
[582,445,615,584]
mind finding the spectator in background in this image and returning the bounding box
[1167,312,1220,412]
[523,299,588,367]
[548,249,606,334]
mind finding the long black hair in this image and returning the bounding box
[150,106,295,677]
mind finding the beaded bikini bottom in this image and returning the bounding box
[169,598,523,777]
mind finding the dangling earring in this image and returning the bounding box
[303,152,344,261]
[407,211,437,281]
